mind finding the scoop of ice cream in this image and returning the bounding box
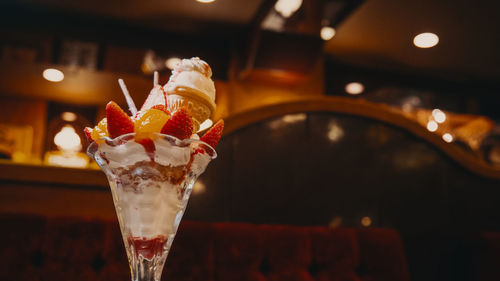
[164,57,216,104]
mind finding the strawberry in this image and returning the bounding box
[160,107,193,140]
[84,127,94,142]
[136,137,156,161]
[141,85,167,111]
[200,119,224,149]
[106,101,135,139]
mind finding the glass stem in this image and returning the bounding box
[130,254,168,281]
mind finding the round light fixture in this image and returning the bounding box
[274,0,303,18]
[432,109,446,123]
[43,68,64,82]
[196,0,215,3]
[165,57,181,70]
[61,112,77,122]
[320,26,336,41]
[442,133,453,143]
[413,32,439,48]
[345,82,364,95]
[427,120,438,132]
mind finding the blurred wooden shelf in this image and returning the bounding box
[0,61,153,106]
[0,160,107,188]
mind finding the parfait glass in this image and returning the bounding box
[87,133,216,281]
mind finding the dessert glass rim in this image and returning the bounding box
[86,132,217,160]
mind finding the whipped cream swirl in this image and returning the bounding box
[164,57,216,103]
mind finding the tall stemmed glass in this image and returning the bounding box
[88,133,215,281]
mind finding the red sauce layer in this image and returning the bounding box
[128,235,167,260]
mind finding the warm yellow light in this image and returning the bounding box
[274,0,303,18]
[327,120,344,142]
[165,57,181,70]
[198,119,213,132]
[54,125,81,152]
[413,32,439,48]
[345,82,364,95]
[427,120,438,132]
[43,68,64,82]
[282,113,306,123]
[432,109,446,123]
[193,180,206,194]
[320,26,336,41]
[196,0,215,3]
[361,216,372,227]
[61,112,77,122]
[45,151,88,168]
[328,216,342,228]
[442,133,453,143]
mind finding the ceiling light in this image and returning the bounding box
[165,57,181,70]
[345,82,364,95]
[274,0,303,18]
[198,119,213,132]
[427,120,438,132]
[196,0,215,3]
[413,32,439,48]
[432,109,446,123]
[61,112,77,122]
[320,26,336,41]
[442,133,453,143]
[43,68,64,82]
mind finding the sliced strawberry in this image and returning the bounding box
[200,120,224,149]
[136,138,156,161]
[141,85,167,111]
[160,108,193,140]
[84,127,94,142]
[106,101,135,139]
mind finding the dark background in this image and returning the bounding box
[189,112,500,281]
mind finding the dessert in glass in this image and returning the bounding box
[85,58,223,281]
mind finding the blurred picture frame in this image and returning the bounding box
[1,45,38,63]
[59,39,99,70]
[0,123,34,162]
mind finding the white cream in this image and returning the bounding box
[113,179,183,238]
[99,141,150,170]
[154,138,191,167]
[164,57,216,103]
[99,137,213,240]
[189,147,212,175]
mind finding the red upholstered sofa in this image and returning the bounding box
[0,214,410,281]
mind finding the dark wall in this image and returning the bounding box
[185,112,500,281]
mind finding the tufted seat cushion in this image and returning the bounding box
[0,214,45,281]
[165,221,215,281]
[310,227,360,281]
[214,222,266,281]
[260,225,314,281]
[0,214,410,281]
[467,232,500,281]
[356,228,410,281]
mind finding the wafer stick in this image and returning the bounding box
[118,79,138,115]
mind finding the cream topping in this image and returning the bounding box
[164,57,216,103]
